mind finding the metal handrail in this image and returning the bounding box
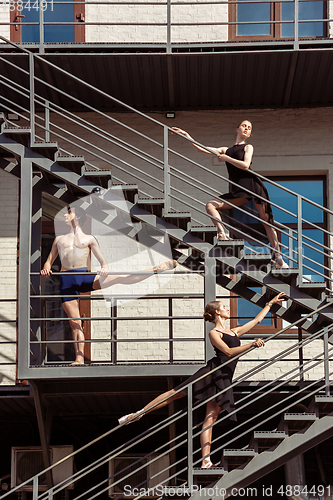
[0,41,332,284]
[0,0,329,54]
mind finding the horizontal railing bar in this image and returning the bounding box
[37,118,164,186]
[44,102,164,169]
[170,168,295,248]
[30,315,204,321]
[18,313,331,496]
[169,182,294,262]
[31,337,204,344]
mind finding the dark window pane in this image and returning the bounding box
[281,0,323,37]
[237,0,271,36]
[265,179,324,224]
[237,288,272,325]
[21,0,75,43]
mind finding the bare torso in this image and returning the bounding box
[57,232,93,270]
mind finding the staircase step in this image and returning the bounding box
[3,127,31,146]
[31,142,59,160]
[284,412,317,433]
[193,466,225,475]
[297,280,327,300]
[83,169,112,189]
[222,448,257,472]
[308,395,333,416]
[56,155,85,175]
[163,212,191,231]
[271,267,299,284]
[111,184,138,203]
[190,226,217,244]
[214,239,245,258]
[251,431,287,452]
[137,198,164,217]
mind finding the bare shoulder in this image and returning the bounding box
[244,143,254,153]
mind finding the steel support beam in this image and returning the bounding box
[30,381,53,490]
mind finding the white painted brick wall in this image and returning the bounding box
[85,0,228,43]
[0,169,18,386]
[0,5,10,41]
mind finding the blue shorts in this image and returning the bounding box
[60,268,96,303]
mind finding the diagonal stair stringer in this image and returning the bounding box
[1,132,333,342]
[189,413,333,500]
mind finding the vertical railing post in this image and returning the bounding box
[166,0,171,54]
[39,0,45,54]
[164,125,171,213]
[288,227,293,268]
[45,100,50,142]
[33,476,39,500]
[18,158,33,376]
[187,382,193,490]
[297,195,303,283]
[294,0,299,49]
[324,331,330,396]
[29,53,35,144]
[168,297,174,364]
[204,256,216,362]
[298,327,304,383]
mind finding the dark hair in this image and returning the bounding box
[68,206,87,226]
[203,300,221,323]
[237,119,252,129]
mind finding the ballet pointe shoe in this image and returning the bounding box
[217,230,228,241]
[118,409,145,425]
[273,253,289,269]
[201,459,218,469]
[153,260,178,273]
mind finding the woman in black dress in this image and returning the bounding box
[118,292,285,468]
[172,121,288,269]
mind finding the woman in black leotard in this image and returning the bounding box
[172,121,288,269]
[118,292,285,468]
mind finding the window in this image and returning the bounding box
[229,0,326,40]
[11,0,85,43]
[231,176,326,333]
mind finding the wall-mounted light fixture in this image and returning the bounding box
[166,112,175,118]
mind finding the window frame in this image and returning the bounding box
[10,0,85,43]
[228,0,327,41]
[230,174,327,335]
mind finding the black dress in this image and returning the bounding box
[174,331,240,421]
[219,143,274,245]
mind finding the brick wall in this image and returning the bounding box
[0,168,18,385]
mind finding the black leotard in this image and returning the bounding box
[174,331,241,421]
[219,143,274,244]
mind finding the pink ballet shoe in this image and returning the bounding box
[274,254,289,269]
[201,459,218,469]
[118,409,144,425]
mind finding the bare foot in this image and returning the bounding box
[154,260,178,273]
[274,254,289,269]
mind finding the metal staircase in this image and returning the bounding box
[0,36,333,497]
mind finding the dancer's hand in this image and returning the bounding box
[269,292,286,306]
[41,267,52,277]
[171,127,191,139]
[217,154,227,163]
[252,338,265,348]
[98,267,109,277]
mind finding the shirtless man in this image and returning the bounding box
[41,206,177,365]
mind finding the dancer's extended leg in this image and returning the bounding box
[255,203,288,268]
[118,388,184,425]
[93,260,178,290]
[206,197,248,240]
